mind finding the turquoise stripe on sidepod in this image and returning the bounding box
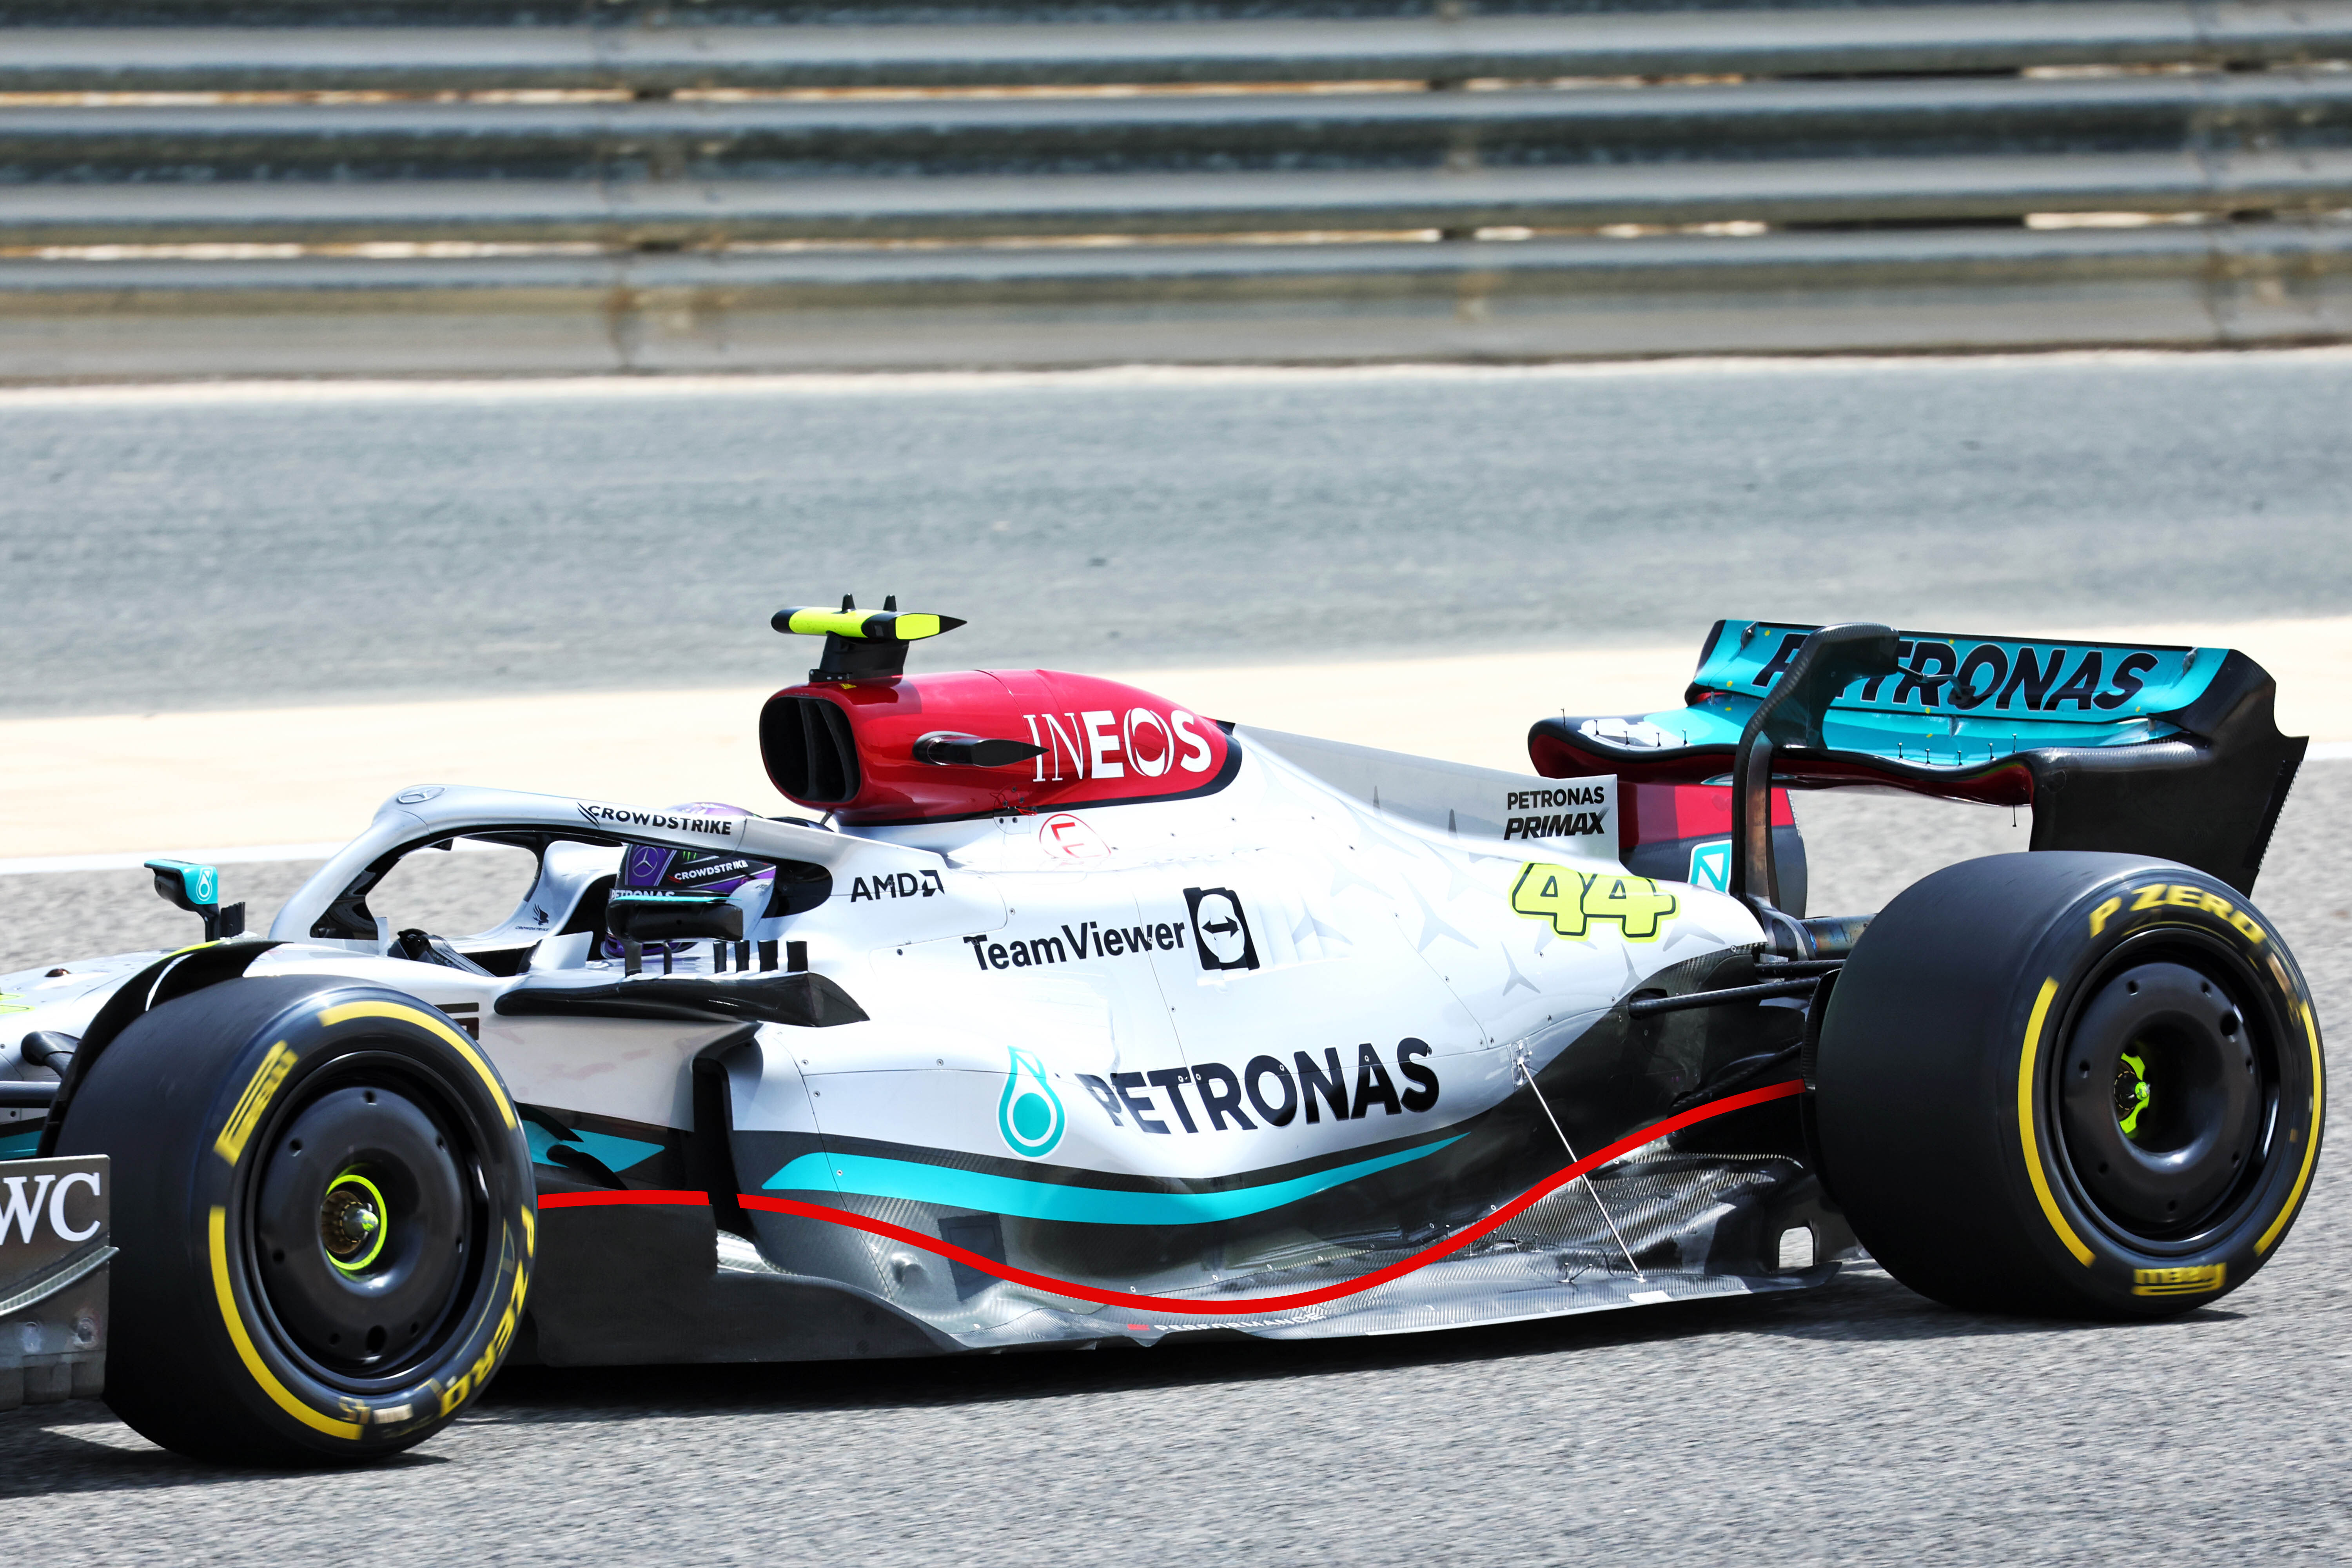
[524,1122,663,1174]
[765,1138,1462,1225]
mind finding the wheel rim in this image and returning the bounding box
[2054,945,2272,1244]
[249,1051,490,1385]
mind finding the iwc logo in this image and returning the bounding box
[998,1047,1065,1158]
[1184,887,1258,972]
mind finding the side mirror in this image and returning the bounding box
[607,892,743,975]
[144,858,245,942]
[607,893,744,944]
[20,1031,79,1072]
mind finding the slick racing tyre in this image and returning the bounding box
[1813,853,2323,1319]
[54,976,534,1465]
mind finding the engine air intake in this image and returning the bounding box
[762,696,862,805]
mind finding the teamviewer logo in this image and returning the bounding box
[1184,887,1259,972]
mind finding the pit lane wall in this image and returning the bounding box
[6,0,2352,378]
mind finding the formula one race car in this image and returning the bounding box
[0,608,2325,1465]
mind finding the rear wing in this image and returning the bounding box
[1530,619,2306,895]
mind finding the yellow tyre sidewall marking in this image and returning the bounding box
[2030,900,2320,1269]
[2018,977,2095,1267]
[212,1040,296,1165]
[316,1000,533,1407]
[2256,1002,2326,1255]
[317,1000,517,1130]
[208,1206,363,1440]
[194,996,529,1441]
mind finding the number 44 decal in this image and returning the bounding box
[1510,863,1679,941]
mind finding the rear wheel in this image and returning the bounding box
[55,975,533,1464]
[1813,852,2323,1318]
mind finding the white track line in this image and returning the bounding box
[7,346,2352,409]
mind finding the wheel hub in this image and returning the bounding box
[319,1172,387,1272]
[2058,958,2265,1240]
[2114,1052,2152,1142]
[252,1079,473,1376]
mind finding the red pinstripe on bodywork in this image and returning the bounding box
[540,1188,712,1209]
[536,1078,1804,1318]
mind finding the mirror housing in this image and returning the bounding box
[608,893,744,945]
[607,891,746,975]
[144,858,245,942]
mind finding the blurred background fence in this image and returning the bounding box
[4,0,2352,376]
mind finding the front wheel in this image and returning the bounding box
[56,975,534,1464]
[1813,852,2323,1318]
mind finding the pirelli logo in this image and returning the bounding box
[2132,1264,2226,1298]
[213,1042,295,1165]
[2091,884,2267,943]
[437,1251,530,1417]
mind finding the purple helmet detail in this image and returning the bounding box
[603,803,775,958]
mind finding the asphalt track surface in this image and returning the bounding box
[5,349,2352,718]
[2,771,2346,1566]
[4,349,2349,1561]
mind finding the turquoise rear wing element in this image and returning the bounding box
[1688,622,2224,757]
[1530,619,2307,895]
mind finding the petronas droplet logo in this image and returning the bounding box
[998,1047,1064,1158]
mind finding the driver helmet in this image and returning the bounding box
[601,802,775,960]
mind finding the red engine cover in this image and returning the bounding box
[760,670,1232,825]
[1616,780,1795,855]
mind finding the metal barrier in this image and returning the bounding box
[4,0,2351,376]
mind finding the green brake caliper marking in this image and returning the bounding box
[321,1171,388,1274]
[2116,1051,2152,1141]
